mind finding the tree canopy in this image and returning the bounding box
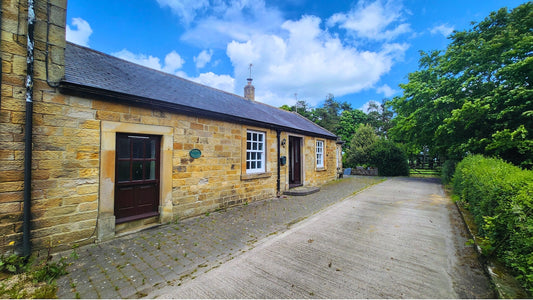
[390,3,533,168]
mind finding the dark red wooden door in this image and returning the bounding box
[115,134,160,224]
[289,136,302,187]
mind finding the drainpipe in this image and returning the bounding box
[276,129,281,197]
[23,0,36,257]
[0,0,3,107]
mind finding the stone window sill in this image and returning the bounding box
[316,167,327,172]
[241,172,272,181]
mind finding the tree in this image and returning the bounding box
[344,124,378,168]
[390,3,533,168]
[310,94,351,133]
[366,100,394,137]
[336,109,370,147]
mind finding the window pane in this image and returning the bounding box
[257,161,261,169]
[258,134,262,142]
[253,142,257,150]
[149,140,156,158]
[258,143,262,151]
[247,132,251,140]
[257,153,262,160]
[117,161,130,181]
[247,142,251,150]
[132,140,144,158]
[132,161,143,180]
[146,161,156,180]
[251,161,256,169]
[117,137,130,158]
[247,161,250,169]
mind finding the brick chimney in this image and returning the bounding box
[244,78,255,101]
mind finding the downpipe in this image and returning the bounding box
[23,0,36,257]
[276,129,281,197]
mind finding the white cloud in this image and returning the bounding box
[188,72,235,93]
[194,49,213,69]
[360,100,380,112]
[327,0,411,41]
[113,49,164,70]
[153,0,409,107]
[377,84,397,97]
[112,49,185,75]
[430,24,454,37]
[176,0,285,48]
[156,0,209,25]
[66,18,92,47]
[227,15,408,107]
[111,48,234,94]
[162,51,185,73]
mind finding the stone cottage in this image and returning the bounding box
[0,0,342,255]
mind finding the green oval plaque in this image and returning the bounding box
[189,148,202,159]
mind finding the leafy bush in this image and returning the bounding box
[453,155,533,294]
[344,124,378,168]
[441,160,458,184]
[368,139,409,176]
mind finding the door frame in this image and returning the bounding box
[98,121,174,242]
[288,135,303,188]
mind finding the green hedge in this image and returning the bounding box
[368,139,409,176]
[453,155,533,294]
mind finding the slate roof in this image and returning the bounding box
[60,42,337,140]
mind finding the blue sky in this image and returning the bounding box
[66,0,528,111]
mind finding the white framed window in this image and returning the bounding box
[316,140,324,168]
[246,130,266,173]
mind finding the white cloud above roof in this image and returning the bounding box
[188,72,235,93]
[113,0,411,107]
[226,15,408,107]
[66,18,92,47]
[327,0,411,41]
[177,0,285,48]
[156,0,209,25]
[112,49,166,71]
[194,49,213,69]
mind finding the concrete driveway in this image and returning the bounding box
[148,177,493,298]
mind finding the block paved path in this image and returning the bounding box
[148,177,494,299]
[56,176,383,298]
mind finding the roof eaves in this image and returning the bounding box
[59,81,338,140]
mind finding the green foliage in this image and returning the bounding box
[365,100,394,137]
[0,249,75,298]
[441,160,458,184]
[344,124,378,168]
[453,155,533,294]
[0,254,31,274]
[32,256,69,284]
[344,124,409,176]
[367,139,409,176]
[336,109,370,148]
[280,96,393,151]
[309,94,352,133]
[390,3,533,168]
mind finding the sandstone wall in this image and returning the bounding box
[1,0,67,253]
